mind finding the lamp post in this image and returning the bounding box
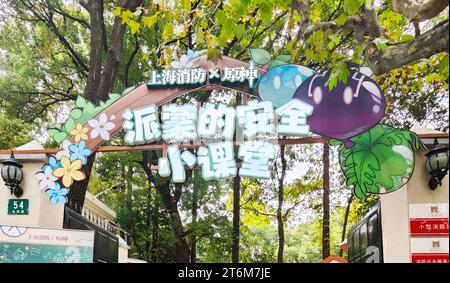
[1,153,24,198]
[425,138,449,190]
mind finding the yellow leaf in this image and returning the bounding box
[291,47,300,63]
[143,15,158,28]
[113,6,121,17]
[304,48,314,60]
[285,39,295,51]
[391,32,399,41]
[128,20,141,34]
[162,23,173,41]
[121,10,134,24]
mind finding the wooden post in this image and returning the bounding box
[322,143,331,259]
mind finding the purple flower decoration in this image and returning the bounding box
[69,140,91,165]
[46,183,69,205]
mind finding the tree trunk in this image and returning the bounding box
[125,166,144,257]
[67,155,95,211]
[322,143,330,259]
[151,187,159,263]
[145,182,152,262]
[83,0,103,103]
[157,183,190,263]
[140,151,190,263]
[339,194,353,257]
[67,0,143,211]
[277,144,286,263]
[191,171,198,263]
[232,175,241,263]
[231,93,243,263]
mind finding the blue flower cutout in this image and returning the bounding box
[187,49,200,60]
[69,140,92,165]
[46,183,69,205]
[42,156,61,171]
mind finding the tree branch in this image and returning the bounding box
[223,7,260,56]
[18,1,89,74]
[293,0,310,40]
[303,7,380,41]
[392,0,449,23]
[235,10,288,59]
[367,20,449,75]
[187,0,201,50]
[124,35,140,87]
[45,1,91,28]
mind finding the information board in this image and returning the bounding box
[0,225,94,263]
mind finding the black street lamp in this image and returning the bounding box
[425,139,449,190]
[1,153,24,198]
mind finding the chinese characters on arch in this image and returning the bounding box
[122,99,314,183]
[40,50,426,205]
[147,61,259,89]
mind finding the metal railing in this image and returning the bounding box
[66,200,130,245]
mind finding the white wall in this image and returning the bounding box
[0,159,64,229]
[380,149,449,263]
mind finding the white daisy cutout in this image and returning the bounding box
[88,113,115,141]
[55,140,72,160]
[35,166,58,190]
[170,54,194,69]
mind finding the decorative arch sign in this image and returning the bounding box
[37,50,425,205]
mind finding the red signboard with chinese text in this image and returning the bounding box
[410,236,449,264]
[411,253,449,264]
[409,203,449,236]
[410,218,449,236]
[409,204,449,263]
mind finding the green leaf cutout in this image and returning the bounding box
[70,108,83,120]
[53,132,69,143]
[331,124,426,199]
[269,59,288,69]
[47,93,122,144]
[75,96,87,108]
[46,128,59,138]
[274,54,291,63]
[249,48,272,65]
[64,117,76,132]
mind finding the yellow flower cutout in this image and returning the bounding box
[53,156,86,187]
[70,123,89,142]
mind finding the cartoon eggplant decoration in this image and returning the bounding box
[294,63,386,148]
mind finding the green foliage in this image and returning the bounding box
[240,225,277,262]
[330,124,426,199]
[373,37,388,51]
[344,0,362,16]
[0,114,32,150]
[327,61,350,91]
[381,52,449,132]
[0,19,86,123]
[284,209,348,262]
